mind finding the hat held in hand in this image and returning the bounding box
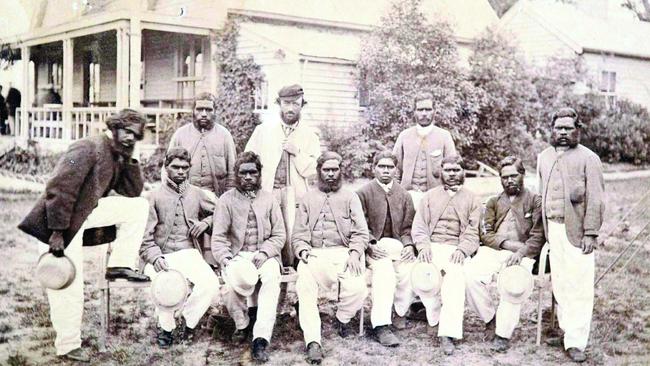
[410,262,442,296]
[497,265,533,304]
[224,259,259,297]
[376,238,404,261]
[151,269,189,311]
[36,252,76,290]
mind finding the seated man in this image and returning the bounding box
[356,150,416,347]
[411,155,481,355]
[465,156,544,352]
[140,147,219,348]
[211,151,285,363]
[293,152,369,364]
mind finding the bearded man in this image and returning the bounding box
[245,84,321,266]
[168,92,236,198]
[18,109,150,362]
[140,147,219,349]
[465,156,544,352]
[411,155,481,355]
[537,107,604,363]
[292,151,369,364]
[393,91,457,208]
[211,151,285,363]
[356,150,416,347]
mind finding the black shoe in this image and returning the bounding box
[59,348,90,363]
[157,329,174,349]
[491,335,509,353]
[179,324,195,344]
[306,342,323,364]
[375,325,400,347]
[439,336,455,356]
[567,348,587,363]
[105,267,150,282]
[336,319,353,338]
[485,316,496,341]
[252,337,270,363]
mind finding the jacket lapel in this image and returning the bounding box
[308,191,327,232]
[427,187,451,231]
[371,181,389,234]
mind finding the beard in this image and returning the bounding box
[504,184,522,196]
[318,174,342,193]
[235,177,261,192]
[551,132,580,148]
[441,173,465,187]
[193,114,215,131]
[281,110,300,125]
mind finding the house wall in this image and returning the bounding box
[143,30,177,103]
[582,52,650,109]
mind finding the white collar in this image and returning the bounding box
[375,179,393,193]
[416,124,434,137]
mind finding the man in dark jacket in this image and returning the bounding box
[140,147,218,349]
[465,156,544,353]
[18,109,150,362]
[356,150,416,347]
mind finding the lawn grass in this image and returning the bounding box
[1,178,650,365]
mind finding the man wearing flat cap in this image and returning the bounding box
[537,107,604,363]
[245,84,321,266]
[18,109,151,362]
[168,92,236,198]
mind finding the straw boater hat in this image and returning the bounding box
[151,269,189,311]
[497,265,534,304]
[376,238,404,261]
[36,252,76,290]
[224,260,259,297]
[410,262,442,296]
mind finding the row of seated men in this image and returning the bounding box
[138,146,542,364]
[19,86,601,364]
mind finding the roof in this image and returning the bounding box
[501,0,650,59]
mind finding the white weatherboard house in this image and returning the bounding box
[498,0,650,110]
[0,0,497,153]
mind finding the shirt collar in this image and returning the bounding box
[375,179,393,193]
[416,124,434,137]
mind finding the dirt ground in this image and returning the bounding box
[1,178,649,366]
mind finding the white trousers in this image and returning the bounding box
[144,249,219,332]
[416,243,467,339]
[464,246,535,339]
[296,247,368,345]
[222,251,281,342]
[37,196,149,355]
[548,221,594,351]
[369,256,416,327]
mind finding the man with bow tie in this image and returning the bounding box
[411,155,481,355]
[245,84,321,266]
[464,156,544,353]
[356,150,416,347]
[393,91,457,208]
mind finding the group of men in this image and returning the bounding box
[19,84,604,364]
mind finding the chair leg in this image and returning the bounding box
[359,307,365,336]
[536,284,543,346]
[99,288,108,352]
[550,294,557,330]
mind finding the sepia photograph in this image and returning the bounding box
[0,0,649,365]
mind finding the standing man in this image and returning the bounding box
[292,152,369,364]
[411,155,481,355]
[393,91,457,208]
[465,156,545,352]
[6,83,21,135]
[356,150,416,347]
[245,84,321,266]
[537,107,604,363]
[140,147,219,349]
[18,109,151,362]
[168,92,236,198]
[211,151,286,363]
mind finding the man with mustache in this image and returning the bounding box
[537,107,604,363]
[393,91,457,208]
[18,109,151,362]
[211,151,285,363]
[356,150,416,347]
[292,152,369,364]
[168,92,236,198]
[245,84,321,266]
[411,155,481,355]
[140,147,219,349]
[464,156,544,352]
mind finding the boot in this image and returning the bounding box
[252,337,270,363]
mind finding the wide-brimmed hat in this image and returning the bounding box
[497,265,534,304]
[151,269,189,311]
[376,238,404,261]
[410,262,442,295]
[36,252,76,290]
[224,260,259,297]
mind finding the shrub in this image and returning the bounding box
[320,125,387,181]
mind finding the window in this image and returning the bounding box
[178,37,204,78]
[253,81,269,111]
[599,71,616,109]
[88,62,100,104]
[48,62,63,88]
[358,84,370,108]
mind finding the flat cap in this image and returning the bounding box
[278,84,304,99]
